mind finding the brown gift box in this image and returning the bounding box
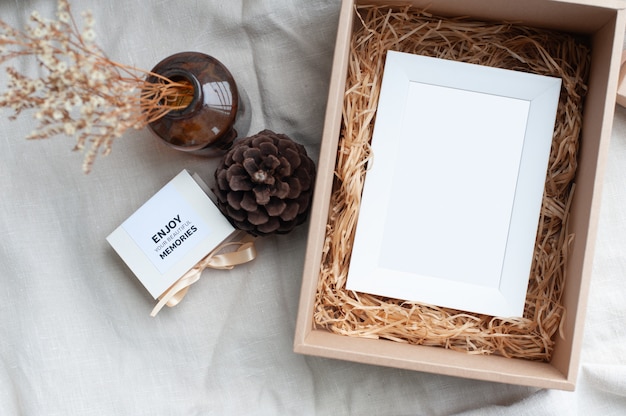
[294,0,625,390]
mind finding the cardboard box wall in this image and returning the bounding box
[294,0,625,390]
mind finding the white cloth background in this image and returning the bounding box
[0,1,624,415]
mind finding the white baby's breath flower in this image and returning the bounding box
[60,71,74,86]
[39,54,55,69]
[33,79,45,91]
[31,27,44,39]
[63,122,76,135]
[89,95,105,107]
[91,69,106,82]
[80,104,92,116]
[81,11,95,27]
[82,28,95,42]
[40,44,54,58]
[58,11,70,23]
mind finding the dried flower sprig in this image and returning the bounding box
[0,0,193,173]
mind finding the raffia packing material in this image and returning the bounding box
[319,4,586,360]
[294,0,625,390]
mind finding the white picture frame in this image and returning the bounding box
[345,51,561,317]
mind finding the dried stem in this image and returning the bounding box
[0,0,194,173]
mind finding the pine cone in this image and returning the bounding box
[213,130,316,236]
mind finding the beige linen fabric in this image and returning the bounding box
[0,1,624,414]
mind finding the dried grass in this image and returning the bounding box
[313,4,591,361]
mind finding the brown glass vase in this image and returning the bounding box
[146,51,250,154]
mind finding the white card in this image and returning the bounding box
[107,170,236,299]
[345,51,561,317]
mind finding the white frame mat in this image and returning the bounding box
[346,51,561,317]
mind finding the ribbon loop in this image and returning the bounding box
[150,232,257,317]
[206,242,256,269]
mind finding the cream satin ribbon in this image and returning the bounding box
[150,231,257,317]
